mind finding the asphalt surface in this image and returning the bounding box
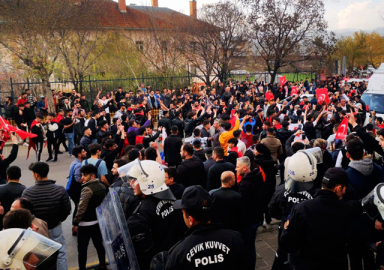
[5,144,101,269]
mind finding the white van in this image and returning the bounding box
[361,63,384,125]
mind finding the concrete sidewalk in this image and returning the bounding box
[256,225,279,270]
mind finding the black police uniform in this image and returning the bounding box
[165,223,248,270]
[128,192,186,270]
[269,183,318,269]
[280,189,362,270]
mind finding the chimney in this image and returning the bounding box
[190,0,197,19]
[118,0,126,13]
[152,0,158,7]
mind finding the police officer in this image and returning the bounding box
[125,159,186,270]
[280,168,362,270]
[164,185,249,270]
[269,150,319,269]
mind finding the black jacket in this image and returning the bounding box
[0,182,26,230]
[238,168,265,223]
[158,117,172,136]
[184,113,206,138]
[4,103,17,119]
[177,156,207,187]
[169,183,186,200]
[80,135,92,158]
[111,178,141,219]
[200,127,210,138]
[0,145,18,184]
[22,180,71,229]
[171,118,185,138]
[128,195,186,270]
[210,187,243,232]
[268,184,318,224]
[276,128,293,147]
[166,223,248,270]
[31,124,44,143]
[73,178,106,226]
[207,160,236,191]
[143,131,160,149]
[88,118,98,141]
[164,135,183,163]
[280,190,362,270]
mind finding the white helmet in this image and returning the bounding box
[285,151,317,193]
[0,228,61,270]
[362,183,384,220]
[118,159,174,199]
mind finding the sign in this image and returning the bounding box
[279,76,287,86]
[316,88,330,105]
[335,117,349,141]
[97,190,139,270]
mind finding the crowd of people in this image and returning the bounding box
[1,75,384,270]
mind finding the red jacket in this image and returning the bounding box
[265,92,274,101]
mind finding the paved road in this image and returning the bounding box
[6,144,101,269]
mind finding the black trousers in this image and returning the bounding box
[47,137,59,160]
[77,224,106,270]
[35,141,43,162]
[57,134,68,151]
[347,239,375,270]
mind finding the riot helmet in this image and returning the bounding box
[0,228,61,270]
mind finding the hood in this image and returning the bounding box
[349,158,374,176]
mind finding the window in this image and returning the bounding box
[136,41,143,51]
[189,42,196,53]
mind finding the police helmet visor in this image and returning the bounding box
[117,158,148,184]
[362,183,384,220]
[5,228,61,270]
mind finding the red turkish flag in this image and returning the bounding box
[290,86,297,96]
[0,116,37,140]
[335,117,349,141]
[316,88,330,105]
[279,76,287,86]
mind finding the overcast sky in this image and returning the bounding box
[116,0,384,31]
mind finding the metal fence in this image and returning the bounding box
[4,70,316,104]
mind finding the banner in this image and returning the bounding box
[0,116,37,140]
[279,76,287,86]
[316,88,330,105]
[335,117,349,141]
[290,86,297,96]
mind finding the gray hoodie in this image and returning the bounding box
[348,158,373,176]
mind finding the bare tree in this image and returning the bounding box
[0,0,90,112]
[243,0,328,83]
[122,7,187,86]
[184,21,221,87]
[199,1,249,83]
[57,0,116,94]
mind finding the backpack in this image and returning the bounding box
[66,159,102,202]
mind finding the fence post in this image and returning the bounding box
[142,73,144,86]
[27,78,30,90]
[10,78,14,100]
[88,75,93,101]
